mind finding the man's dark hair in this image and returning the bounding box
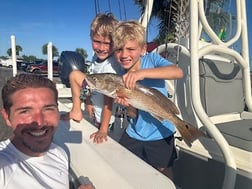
[2,73,58,114]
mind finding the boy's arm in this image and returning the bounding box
[89,95,113,143]
[100,95,113,132]
[124,65,183,89]
[146,64,184,80]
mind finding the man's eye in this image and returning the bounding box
[44,106,58,112]
[18,109,29,115]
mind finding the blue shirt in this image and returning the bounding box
[126,53,176,141]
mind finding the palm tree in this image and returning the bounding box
[134,0,230,44]
[42,43,59,58]
[22,55,37,62]
[75,48,88,59]
[134,0,179,43]
[7,45,23,56]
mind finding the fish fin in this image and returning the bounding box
[174,117,209,147]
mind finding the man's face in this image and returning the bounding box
[1,87,59,157]
[92,34,112,61]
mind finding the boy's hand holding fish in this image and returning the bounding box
[122,70,145,90]
[115,72,141,106]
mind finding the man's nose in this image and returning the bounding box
[33,111,46,126]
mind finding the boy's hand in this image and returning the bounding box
[114,96,129,107]
[123,70,144,89]
[90,130,108,143]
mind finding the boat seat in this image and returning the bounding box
[199,58,252,152]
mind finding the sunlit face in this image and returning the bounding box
[92,34,113,61]
[1,87,59,157]
[114,39,146,71]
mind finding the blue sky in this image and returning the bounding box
[0,0,251,64]
[0,0,145,60]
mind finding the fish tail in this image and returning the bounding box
[173,116,208,147]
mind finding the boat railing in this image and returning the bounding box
[190,1,250,189]
[10,37,54,80]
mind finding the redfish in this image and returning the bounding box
[85,73,208,146]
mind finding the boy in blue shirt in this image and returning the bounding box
[112,20,184,179]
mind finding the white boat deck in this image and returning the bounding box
[54,100,176,189]
[56,84,72,98]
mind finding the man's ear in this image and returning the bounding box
[1,108,12,127]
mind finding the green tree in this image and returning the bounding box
[75,48,88,59]
[134,0,230,43]
[42,43,59,58]
[22,55,37,62]
[134,0,177,44]
[7,45,23,56]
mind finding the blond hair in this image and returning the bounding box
[90,13,118,39]
[112,20,146,50]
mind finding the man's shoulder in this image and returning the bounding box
[0,139,17,166]
[48,143,69,163]
[0,139,10,150]
[49,143,67,155]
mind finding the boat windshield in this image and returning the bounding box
[201,0,240,50]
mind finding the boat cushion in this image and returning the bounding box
[199,58,244,116]
[199,58,252,151]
